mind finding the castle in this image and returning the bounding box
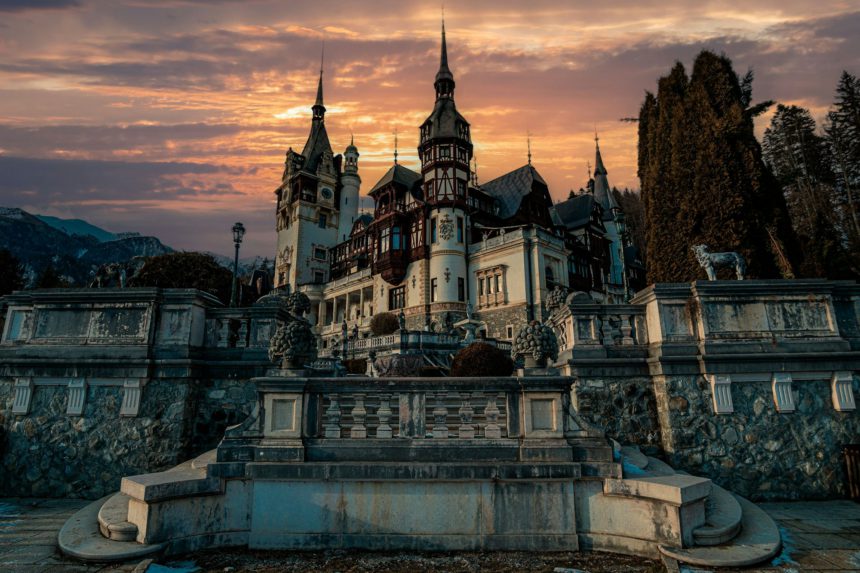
[274,23,643,349]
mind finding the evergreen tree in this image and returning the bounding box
[0,249,25,296]
[130,252,234,304]
[612,187,646,263]
[35,265,71,288]
[825,71,860,261]
[639,51,800,282]
[763,104,853,278]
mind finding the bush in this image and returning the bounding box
[343,358,367,375]
[450,343,514,377]
[130,252,233,304]
[370,312,399,335]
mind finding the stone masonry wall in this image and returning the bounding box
[0,378,194,499]
[190,378,258,455]
[573,375,663,455]
[655,374,860,501]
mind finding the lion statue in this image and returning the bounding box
[692,245,746,281]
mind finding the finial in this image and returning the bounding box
[527,131,532,166]
[587,161,592,179]
[472,154,479,185]
[594,125,600,148]
[350,131,354,146]
[313,40,325,115]
[394,128,399,165]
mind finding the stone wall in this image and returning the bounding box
[0,378,193,498]
[190,378,258,454]
[655,373,860,501]
[574,375,662,455]
[475,303,530,340]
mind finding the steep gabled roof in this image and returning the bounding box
[592,140,620,220]
[369,164,423,196]
[479,164,547,219]
[350,213,373,236]
[551,193,597,230]
[300,121,332,174]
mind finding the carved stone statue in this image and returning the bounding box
[692,245,747,281]
[398,310,407,331]
[511,320,559,368]
[268,291,317,369]
[466,302,473,320]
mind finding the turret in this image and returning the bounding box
[338,135,361,241]
[420,20,470,312]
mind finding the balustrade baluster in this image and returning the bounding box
[620,314,634,345]
[432,392,449,438]
[350,393,367,438]
[484,392,501,439]
[376,393,393,438]
[324,393,342,438]
[458,392,475,439]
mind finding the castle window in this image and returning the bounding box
[313,271,325,284]
[456,217,464,243]
[380,227,390,253]
[431,217,437,243]
[314,247,327,261]
[458,277,465,302]
[457,180,466,197]
[318,213,327,228]
[476,265,507,308]
[457,147,467,162]
[431,278,438,302]
[392,226,402,250]
[506,325,514,339]
[478,277,484,296]
[439,146,451,159]
[389,286,406,310]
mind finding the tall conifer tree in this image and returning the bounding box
[639,51,799,282]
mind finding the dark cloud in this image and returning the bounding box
[0,0,79,12]
[0,155,248,203]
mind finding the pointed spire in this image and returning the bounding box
[434,12,455,100]
[594,129,607,175]
[393,129,399,165]
[312,42,326,121]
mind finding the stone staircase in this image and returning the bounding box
[618,446,782,568]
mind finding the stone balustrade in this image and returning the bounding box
[216,375,602,465]
[548,302,647,356]
[318,329,511,360]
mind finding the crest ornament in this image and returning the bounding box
[439,214,454,240]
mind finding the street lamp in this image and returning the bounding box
[229,222,246,307]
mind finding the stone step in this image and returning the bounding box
[97,492,138,542]
[693,483,743,546]
[59,495,165,562]
[619,446,648,470]
[643,456,676,476]
[659,495,782,568]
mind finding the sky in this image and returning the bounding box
[0,0,857,257]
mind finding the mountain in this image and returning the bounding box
[0,207,172,286]
[35,215,118,242]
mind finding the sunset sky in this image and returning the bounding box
[0,0,857,257]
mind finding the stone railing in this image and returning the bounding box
[216,374,602,464]
[319,329,512,360]
[548,303,647,354]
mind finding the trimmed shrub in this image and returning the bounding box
[343,358,367,375]
[370,312,399,336]
[450,343,514,377]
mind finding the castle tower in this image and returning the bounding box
[418,20,472,313]
[338,135,360,242]
[591,133,626,296]
[274,60,341,289]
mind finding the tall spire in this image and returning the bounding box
[594,129,607,175]
[393,129,399,165]
[312,42,325,121]
[434,14,455,100]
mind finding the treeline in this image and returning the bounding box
[639,50,858,282]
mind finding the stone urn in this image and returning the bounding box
[267,291,317,370]
[511,320,559,368]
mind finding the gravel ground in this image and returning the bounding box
[187,548,665,573]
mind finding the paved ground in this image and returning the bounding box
[1,497,859,572]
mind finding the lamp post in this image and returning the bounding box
[230,222,246,307]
